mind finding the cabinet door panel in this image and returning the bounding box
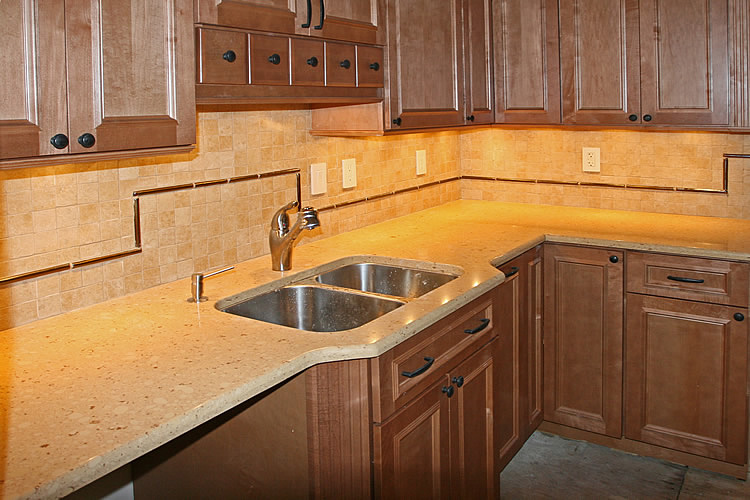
[639,0,729,125]
[525,248,544,434]
[449,341,497,499]
[311,0,383,45]
[543,245,623,437]
[67,0,195,153]
[195,0,298,34]
[464,0,494,124]
[374,382,450,500]
[494,0,560,123]
[0,0,68,159]
[387,0,465,129]
[560,0,640,124]
[625,295,748,464]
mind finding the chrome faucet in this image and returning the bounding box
[269,201,320,271]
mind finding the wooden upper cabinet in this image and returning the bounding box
[639,0,729,125]
[543,244,624,438]
[194,0,298,34]
[559,0,641,125]
[0,1,68,160]
[463,0,494,125]
[387,0,465,129]
[68,0,195,153]
[494,0,561,124]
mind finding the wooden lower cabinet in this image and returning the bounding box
[543,244,624,437]
[625,294,749,465]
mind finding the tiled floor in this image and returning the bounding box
[500,432,750,499]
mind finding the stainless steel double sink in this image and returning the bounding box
[216,258,461,332]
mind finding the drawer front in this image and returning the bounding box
[249,34,290,85]
[325,42,356,87]
[627,252,750,306]
[372,293,496,422]
[197,28,248,84]
[291,38,324,86]
[356,45,384,87]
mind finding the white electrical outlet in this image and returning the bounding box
[582,147,601,173]
[342,158,357,188]
[416,150,427,175]
[310,162,327,195]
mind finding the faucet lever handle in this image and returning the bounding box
[271,200,299,231]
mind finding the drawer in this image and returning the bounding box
[291,38,324,86]
[325,42,356,87]
[356,45,384,87]
[197,28,248,84]
[371,293,496,422]
[249,34,290,85]
[627,251,750,306]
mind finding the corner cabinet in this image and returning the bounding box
[0,0,196,167]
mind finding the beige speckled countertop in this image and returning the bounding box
[3,200,750,499]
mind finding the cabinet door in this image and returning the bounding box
[0,0,68,160]
[448,340,497,499]
[625,294,748,464]
[493,0,560,124]
[463,0,494,124]
[194,0,298,34]
[543,245,624,437]
[559,0,641,124]
[307,0,384,45]
[387,0,465,129]
[524,247,544,436]
[66,0,195,153]
[639,0,729,125]
[373,380,451,500]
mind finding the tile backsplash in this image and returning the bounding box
[1,109,749,330]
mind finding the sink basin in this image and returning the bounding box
[221,285,404,332]
[314,262,457,298]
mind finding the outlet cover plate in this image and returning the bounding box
[582,147,600,173]
[342,158,357,188]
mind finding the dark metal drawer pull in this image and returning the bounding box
[504,266,519,278]
[464,318,490,335]
[667,275,705,284]
[401,356,434,378]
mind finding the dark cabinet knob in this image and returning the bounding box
[268,53,281,65]
[628,114,638,122]
[451,376,464,388]
[306,56,318,67]
[609,255,619,263]
[77,133,95,148]
[369,62,380,71]
[50,133,69,150]
[643,114,653,122]
[442,385,454,398]
[467,115,475,122]
[735,313,745,322]
[392,117,402,126]
[340,59,351,69]
[222,50,236,63]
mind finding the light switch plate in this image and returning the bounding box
[416,150,427,175]
[582,147,601,173]
[310,163,327,195]
[342,158,357,188]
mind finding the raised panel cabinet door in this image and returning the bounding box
[463,0,494,125]
[524,247,544,436]
[543,244,624,437]
[625,295,748,464]
[0,0,68,160]
[65,0,196,153]
[493,0,561,124]
[387,0,465,129]
[306,0,385,45]
[448,340,497,499]
[559,0,641,124]
[639,0,729,125]
[194,0,298,34]
[373,379,451,500]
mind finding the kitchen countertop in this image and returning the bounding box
[2,200,750,499]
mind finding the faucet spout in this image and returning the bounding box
[269,202,320,271]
